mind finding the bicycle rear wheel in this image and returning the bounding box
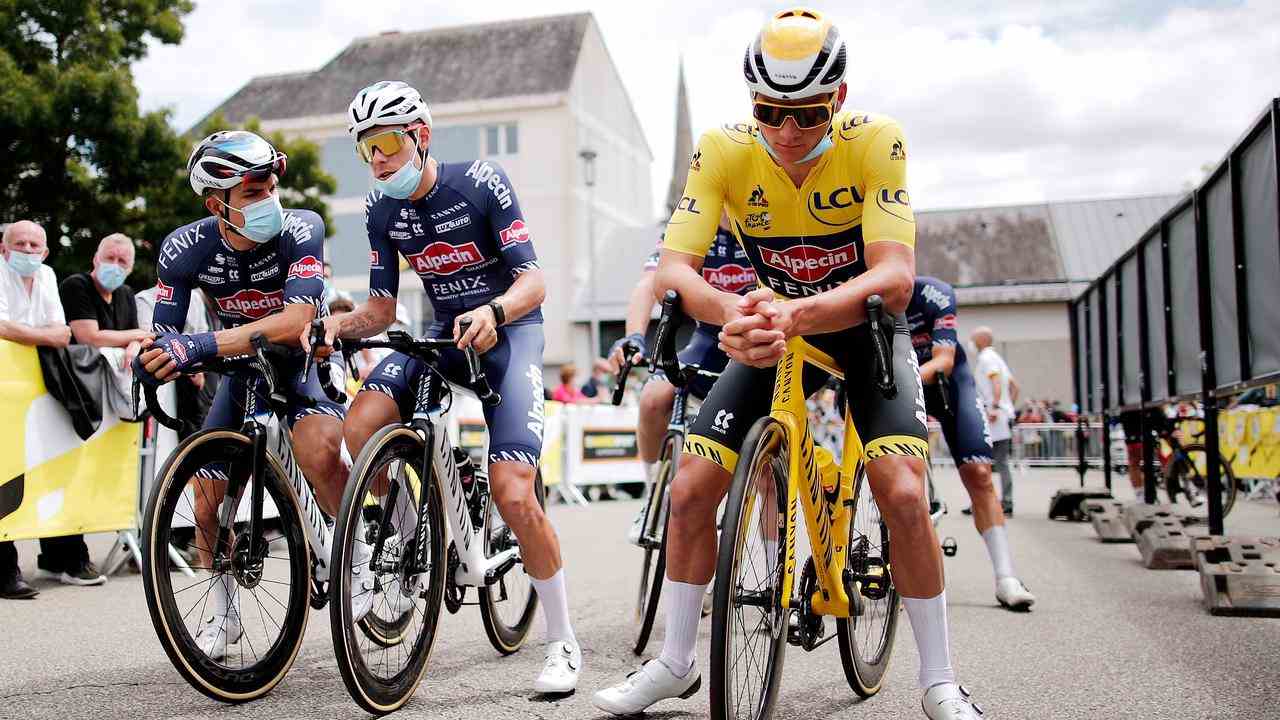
[331,425,446,715]
[1164,443,1238,517]
[710,417,788,720]
[479,469,546,655]
[634,432,678,656]
[836,467,901,698]
[142,429,311,703]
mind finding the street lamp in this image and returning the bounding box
[579,148,599,358]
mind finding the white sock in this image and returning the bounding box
[658,579,707,677]
[211,572,240,623]
[643,461,658,487]
[529,569,576,645]
[391,475,418,539]
[902,591,955,689]
[980,525,1016,581]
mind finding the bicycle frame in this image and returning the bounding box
[768,336,863,619]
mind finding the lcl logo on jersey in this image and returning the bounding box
[287,255,323,280]
[499,219,531,247]
[875,188,913,223]
[808,186,865,227]
[406,241,484,276]
[704,263,757,293]
[217,289,285,320]
[760,242,857,283]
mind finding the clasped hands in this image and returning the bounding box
[717,288,797,368]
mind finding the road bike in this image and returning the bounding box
[1155,416,1238,516]
[315,322,542,714]
[709,296,905,720]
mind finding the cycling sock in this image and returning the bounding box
[529,569,576,645]
[658,579,706,677]
[212,572,240,624]
[981,525,1015,580]
[391,476,419,540]
[902,591,955,689]
[643,461,657,487]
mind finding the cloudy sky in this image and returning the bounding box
[134,1,1279,216]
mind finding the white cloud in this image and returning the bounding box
[134,1,1280,215]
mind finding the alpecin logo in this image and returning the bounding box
[704,263,757,293]
[155,280,174,303]
[760,242,857,283]
[287,255,322,280]
[217,289,284,320]
[498,219,531,247]
[406,241,484,276]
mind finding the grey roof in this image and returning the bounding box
[206,13,590,126]
[916,193,1181,287]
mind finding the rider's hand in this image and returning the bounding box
[607,333,646,372]
[454,305,499,354]
[719,313,786,368]
[300,315,341,359]
[920,365,938,385]
[133,332,217,386]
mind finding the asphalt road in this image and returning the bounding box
[2,467,1279,719]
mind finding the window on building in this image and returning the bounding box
[505,123,518,155]
[432,125,481,163]
[485,125,500,156]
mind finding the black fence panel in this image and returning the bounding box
[1203,169,1241,387]
[1105,274,1120,406]
[1088,286,1104,413]
[1143,232,1169,402]
[1075,299,1089,412]
[1241,120,1280,377]
[1168,203,1202,396]
[1120,255,1142,405]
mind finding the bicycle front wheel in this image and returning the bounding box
[634,432,679,656]
[1164,443,1238,517]
[710,417,788,720]
[836,467,901,698]
[331,425,446,715]
[479,469,546,655]
[142,429,311,703]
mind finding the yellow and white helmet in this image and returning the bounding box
[743,8,847,100]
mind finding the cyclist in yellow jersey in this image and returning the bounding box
[593,9,986,720]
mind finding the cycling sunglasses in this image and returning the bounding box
[355,127,420,163]
[752,97,836,130]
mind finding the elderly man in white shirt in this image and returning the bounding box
[0,221,83,599]
[972,326,1020,515]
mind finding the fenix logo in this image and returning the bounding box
[464,161,513,210]
[406,241,484,276]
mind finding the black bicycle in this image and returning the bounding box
[311,321,542,714]
[1155,416,1238,516]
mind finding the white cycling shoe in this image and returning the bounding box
[195,574,242,661]
[592,658,701,715]
[350,534,377,623]
[533,640,582,694]
[922,683,986,719]
[995,576,1036,611]
[626,509,645,546]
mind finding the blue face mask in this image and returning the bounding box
[217,192,284,243]
[374,140,425,199]
[6,251,44,277]
[96,262,128,292]
[755,130,834,164]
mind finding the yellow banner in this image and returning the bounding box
[0,341,139,541]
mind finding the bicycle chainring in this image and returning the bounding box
[443,541,464,614]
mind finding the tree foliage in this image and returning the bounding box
[0,0,335,287]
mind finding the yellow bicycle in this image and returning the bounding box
[709,296,903,720]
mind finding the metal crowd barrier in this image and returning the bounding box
[926,422,1106,468]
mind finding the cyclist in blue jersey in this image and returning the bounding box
[607,214,757,544]
[908,276,1035,611]
[305,81,580,694]
[134,131,350,659]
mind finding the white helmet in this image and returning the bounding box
[743,8,847,100]
[186,130,286,197]
[347,80,433,137]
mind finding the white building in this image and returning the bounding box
[203,13,654,366]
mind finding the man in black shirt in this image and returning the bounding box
[46,233,149,586]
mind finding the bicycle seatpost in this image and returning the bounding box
[864,295,897,399]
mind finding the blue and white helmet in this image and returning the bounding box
[347,81,433,137]
[186,130,286,197]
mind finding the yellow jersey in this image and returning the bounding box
[664,111,915,298]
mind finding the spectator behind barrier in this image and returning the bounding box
[579,358,612,403]
[972,326,1019,515]
[0,221,84,600]
[61,233,149,368]
[552,364,588,403]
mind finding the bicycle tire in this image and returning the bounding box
[331,425,446,715]
[633,433,678,655]
[710,417,788,720]
[1164,442,1238,517]
[142,428,311,703]
[478,469,546,655]
[836,467,901,698]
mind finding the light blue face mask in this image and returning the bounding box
[217,193,285,243]
[755,131,834,164]
[374,136,425,199]
[95,262,128,292]
[6,251,44,277]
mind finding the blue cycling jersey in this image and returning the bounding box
[906,275,964,366]
[365,160,541,329]
[152,210,327,334]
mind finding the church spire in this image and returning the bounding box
[665,58,694,217]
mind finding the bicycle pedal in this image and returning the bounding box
[942,537,958,557]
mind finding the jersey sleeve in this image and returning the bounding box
[478,161,539,278]
[663,131,728,259]
[930,282,959,348]
[365,192,399,299]
[282,210,326,309]
[152,239,193,335]
[860,120,915,248]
